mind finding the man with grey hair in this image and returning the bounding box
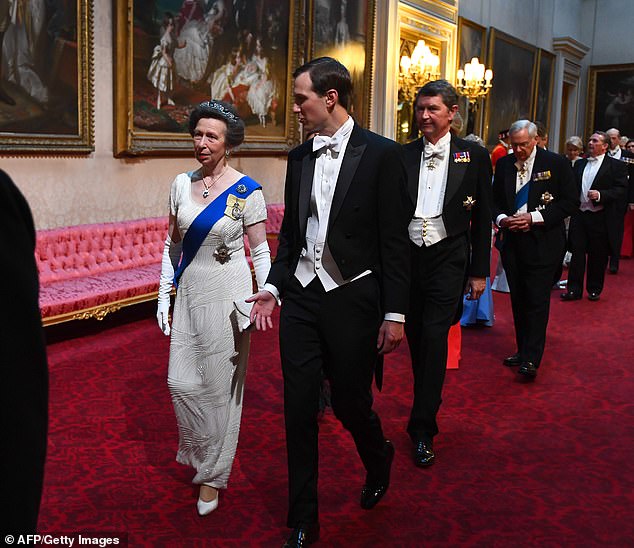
[402,79,492,463]
[604,128,634,273]
[563,131,628,301]
[492,120,578,379]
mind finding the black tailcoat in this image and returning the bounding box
[400,135,492,441]
[267,122,412,527]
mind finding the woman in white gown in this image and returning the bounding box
[157,100,271,515]
[147,14,178,109]
[246,39,275,127]
[173,0,230,85]
[210,48,241,102]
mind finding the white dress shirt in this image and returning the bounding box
[580,154,605,212]
[408,131,450,247]
[294,116,356,291]
[263,116,404,322]
[495,145,544,226]
[608,147,622,160]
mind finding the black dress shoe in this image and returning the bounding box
[518,361,538,379]
[283,524,320,547]
[360,440,394,510]
[588,292,601,301]
[503,353,522,366]
[560,291,581,301]
[413,439,435,467]
[608,267,618,274]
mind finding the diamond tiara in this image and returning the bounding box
[199,100,239,122]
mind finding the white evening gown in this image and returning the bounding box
[167,170,266,488]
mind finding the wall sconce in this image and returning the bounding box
[456,57,493,103]
[399,39,441,102]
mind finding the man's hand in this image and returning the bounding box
[376,320,403,355]
[245,290,276,331]
[588,189,600,202]
[465,276,486,300]
[503,212,532,232]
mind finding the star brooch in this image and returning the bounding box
[214,244,231,264]
[463,196,476,210]
[540,192,554,205]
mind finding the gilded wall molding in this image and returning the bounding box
[400,0,457,25]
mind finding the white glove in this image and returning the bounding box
[157,235,182,336]
[250,240,271,290]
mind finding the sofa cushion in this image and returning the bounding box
[36,217,168,284]
[40,263,162,319]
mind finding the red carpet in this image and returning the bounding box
[39,260,634,546]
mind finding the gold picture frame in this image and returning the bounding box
[0,0,94,154]
[308,0,375,130]
[585,63,634,139]
[113,0,301,157]
[484,28,537,146]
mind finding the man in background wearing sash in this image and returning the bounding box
[493,120,578,379]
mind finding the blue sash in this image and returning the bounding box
[514,180,530,212]
[173,175,261,287]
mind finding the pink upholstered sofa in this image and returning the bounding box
[36,204,285,326]
[36,217,168,325]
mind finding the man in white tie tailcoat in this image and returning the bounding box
[401,80,492,466]
[248,57,412,547]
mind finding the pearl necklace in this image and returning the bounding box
[201,167,227,199]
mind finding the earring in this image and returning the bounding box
[225,150,231,158]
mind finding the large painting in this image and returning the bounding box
[309,0,375,130]
[457,17,486,137]
[586,63,634,138]
[0,0,93,154]
[114,0,300,156]
[458,17,485,69]
[484,29,537,146]
[533,48,555,131]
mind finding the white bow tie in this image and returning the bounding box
[587,156,599,162]
[313,134,342,153]
[424,142,446,159]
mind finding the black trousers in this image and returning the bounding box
[279,275,388,527]
[568,210,610,295]
[501,237,560,367]
[405,234,468,443]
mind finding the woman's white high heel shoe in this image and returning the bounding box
[197,492,219,516]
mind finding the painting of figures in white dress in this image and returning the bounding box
[310,0,374,129]
[0,0,94,153]
[123,0,297,154]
